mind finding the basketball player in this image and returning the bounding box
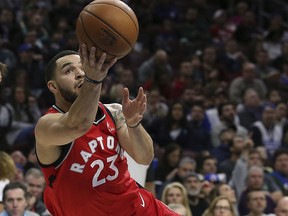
[34,44,178,216]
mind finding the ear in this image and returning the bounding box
[47,81,58,93]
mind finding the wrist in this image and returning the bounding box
[84,75,104,84]
[126,120,142,128]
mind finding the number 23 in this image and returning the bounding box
[90,154,119,187]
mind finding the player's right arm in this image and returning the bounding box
[35,45,117,163]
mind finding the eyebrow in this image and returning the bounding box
[61,62,72,70]
[61,61,82,70]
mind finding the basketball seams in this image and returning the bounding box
[85,2,139,32]
[79,15,115,57]
[82,9,134,48]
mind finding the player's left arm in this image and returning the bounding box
[105,87,154,165]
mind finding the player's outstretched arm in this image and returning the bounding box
[35,45,117,149]
[107,87,154,165]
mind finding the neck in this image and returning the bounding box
[55,98,72,112]
[248,212,262,216]
[188,195,199,205]
[231,154,239,161]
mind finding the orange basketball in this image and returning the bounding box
[76,0,139,61]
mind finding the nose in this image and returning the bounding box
[76,68,84,79]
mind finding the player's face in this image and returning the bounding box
[55,55,84,103]
[4,188,28,216]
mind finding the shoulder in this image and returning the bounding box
[104,103,122,115]
[104,103,125,129]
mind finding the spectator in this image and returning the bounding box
[275,101,287,127]
[212,127,236,165]
[0,63,12,150]
[209,183,238,215]
[161,182,192,216]
[254,49,280,90]
[237,88,264,130]
[217,39,246,82]
[230,147,266,199]
[250,104,284,158]
[275,196,288,216]
[200,46,221,91]
[171,61,193,99]
[244,189,276,216]
[158,156,197,199]
[184,103,212,157]
[218,135,246,182]
[262,14,288,61]
[238,166,280,215]
[199,155,218,176]
[109,68,139,102]
[0,151,16,208]
[6,86,41,156]
[270,148,288,196]
[142,88,169,130]
[203,195,237,216]
[183,172,209,216]
[137,49,173,86]
[233,10,262,57]
[149,101,191,149]
[210,9,235,45]
[229,1,249,27]
[24,168,50,216]
[210,102,248,147]
[229,62,267,104]
[155,144,183,185]
[0,181,39,216]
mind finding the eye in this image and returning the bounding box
[65,68,73,74]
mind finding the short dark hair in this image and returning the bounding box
[217,102,234,117]
[272,148,288,167]
[45,50,78,84]
[246,188,265,202]
[2,181,29,202]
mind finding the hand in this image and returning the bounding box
[79,44,117,81]
[166,168,178,181]
[122,87,146,127]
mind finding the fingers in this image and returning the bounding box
[89,47,96,67]
[103,57,117,71]
[122,87,130,104]
[98,52,107,66]
[81,43,88,63]
[135,87,144,101]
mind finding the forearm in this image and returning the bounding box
[66,81,101,131]
[127,125,154,163]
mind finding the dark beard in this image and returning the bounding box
[58,86,77,103]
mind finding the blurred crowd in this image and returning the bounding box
[1,0,288,215]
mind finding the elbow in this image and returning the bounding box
[70,118,92,135]
[136,150,154,165]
